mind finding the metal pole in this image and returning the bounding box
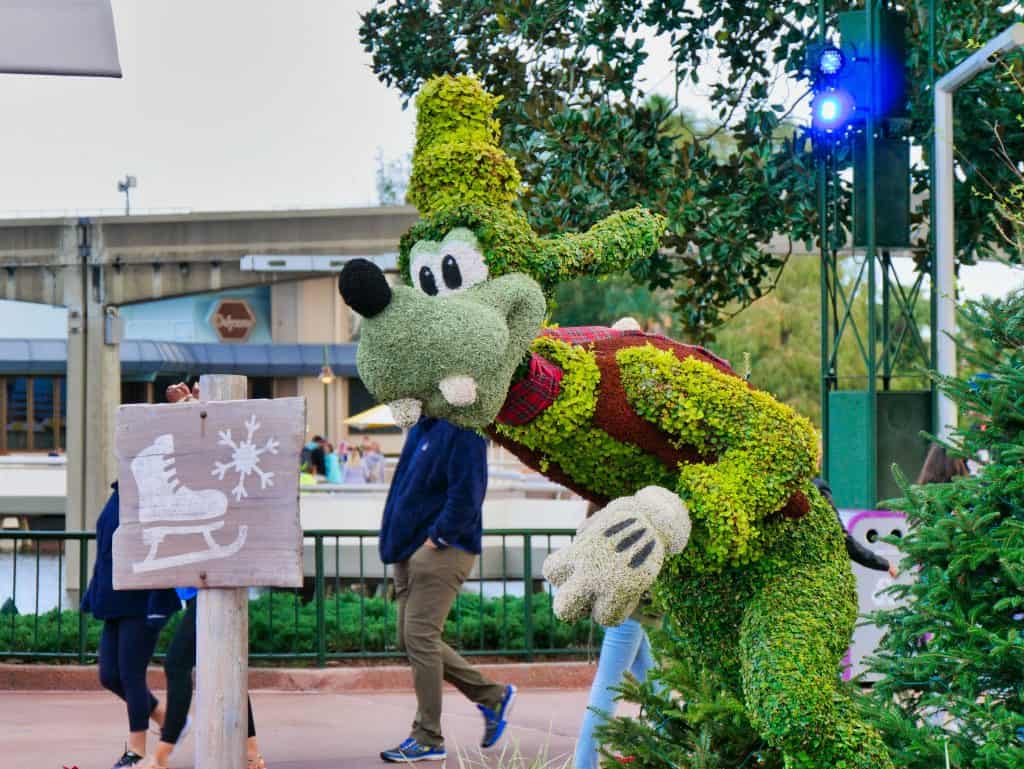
[933,23,1024,438]
[315,535,326,667]
[882,250,891,390]
[195,374,249,769]
[928,0,939,434]
[817,0,830,478]
[865,0,878,505]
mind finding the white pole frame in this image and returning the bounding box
[933,22,1024,438]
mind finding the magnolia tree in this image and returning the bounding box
[360,0,1024,341]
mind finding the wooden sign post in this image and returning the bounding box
[113,374,304,769]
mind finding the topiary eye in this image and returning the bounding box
[419,266,438,296]
[441,254,462,290]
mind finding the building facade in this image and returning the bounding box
[0,276,399,456]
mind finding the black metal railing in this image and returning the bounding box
[0,528,598,666]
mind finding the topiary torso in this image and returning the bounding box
[491,330,823,571]
[491,330,864,734]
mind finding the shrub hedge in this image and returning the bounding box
[0,589,599,661]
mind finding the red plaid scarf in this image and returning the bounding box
[496,352,564,426]
[495,326,734,426]
[495,327,614,426]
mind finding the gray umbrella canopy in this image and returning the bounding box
[0,0,121,77]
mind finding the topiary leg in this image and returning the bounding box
[739,568,894,769]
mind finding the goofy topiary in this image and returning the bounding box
[338,75,892,769]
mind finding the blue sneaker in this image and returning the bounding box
[478,684,517,748]
[380,738,447,762]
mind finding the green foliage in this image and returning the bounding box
[498,334,889,766]
[536,208,666,293]
[494,337,677,498]
[599,492,891,768]
[397,204,665,294]
[595,628,783,769]
[619,346,819,568]
[549,274,672,331]
[550,253,934,427]
[398,204,539,285]
[355,272,547,430]
[0,590,598,660]
[360,1,1024,341]
[407,75,521,216]
[866,289,1024,769]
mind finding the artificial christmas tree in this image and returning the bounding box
[866,288,1024,769]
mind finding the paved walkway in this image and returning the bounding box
[6,687,617,769]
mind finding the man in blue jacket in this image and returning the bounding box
[378,417,515,763]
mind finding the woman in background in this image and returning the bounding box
[82,484,181,768]
[143,589,265,769]
[362,441,385,483]
[324,442,344,484]
[917,444,970,485]
[343,446,368,484]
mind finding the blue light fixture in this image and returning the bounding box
[819,46,845,76]
[812,89,855,133]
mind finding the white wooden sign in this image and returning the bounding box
[113,397,305,589]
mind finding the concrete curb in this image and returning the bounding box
[0,661,596,693]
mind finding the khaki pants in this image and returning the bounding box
[394,544,505,747]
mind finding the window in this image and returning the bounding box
[121,381,153,404]
[248,377,274,399]
[0,376,65,453]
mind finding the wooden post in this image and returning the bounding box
[196,374,248,769]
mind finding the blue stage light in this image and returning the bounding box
[812,89,855,133]
[819,47,844,76]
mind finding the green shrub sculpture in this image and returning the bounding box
[339,74,891,769]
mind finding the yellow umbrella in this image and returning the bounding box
[343,403,397,429]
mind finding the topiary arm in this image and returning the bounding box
[534,208,665,289]
[619,346,819,567]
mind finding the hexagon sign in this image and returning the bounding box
[210,298,256,343]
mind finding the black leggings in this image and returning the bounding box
[161,598,256,743]
[99,617,161,733]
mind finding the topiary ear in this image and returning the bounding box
[533,208,666,289]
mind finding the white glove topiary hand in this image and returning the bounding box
[543,486,691,626]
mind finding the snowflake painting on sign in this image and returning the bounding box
[113,397,305,590]
[212,414,281,501]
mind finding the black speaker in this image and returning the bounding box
[876,390,931,502]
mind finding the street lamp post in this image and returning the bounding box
[318,345,335,439]
[117,174,137,215]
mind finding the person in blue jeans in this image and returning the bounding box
[573,501,661,769]
[82,483,182,769]
[575,616,659,769]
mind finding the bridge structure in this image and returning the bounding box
[0,206,418,582]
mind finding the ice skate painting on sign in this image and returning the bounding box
[113,397,305,590]
[130,433,244,573]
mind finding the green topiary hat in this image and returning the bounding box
[406,75,522,216]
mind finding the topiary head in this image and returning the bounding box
[339,75,664,430]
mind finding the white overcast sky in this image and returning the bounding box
[0,1,422,214]
[0,0,1018,298]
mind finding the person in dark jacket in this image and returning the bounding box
[377,417,516,763]
[813,478,898,576]
[81,483,181,769]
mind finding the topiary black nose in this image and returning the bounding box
[338,258,392,318]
